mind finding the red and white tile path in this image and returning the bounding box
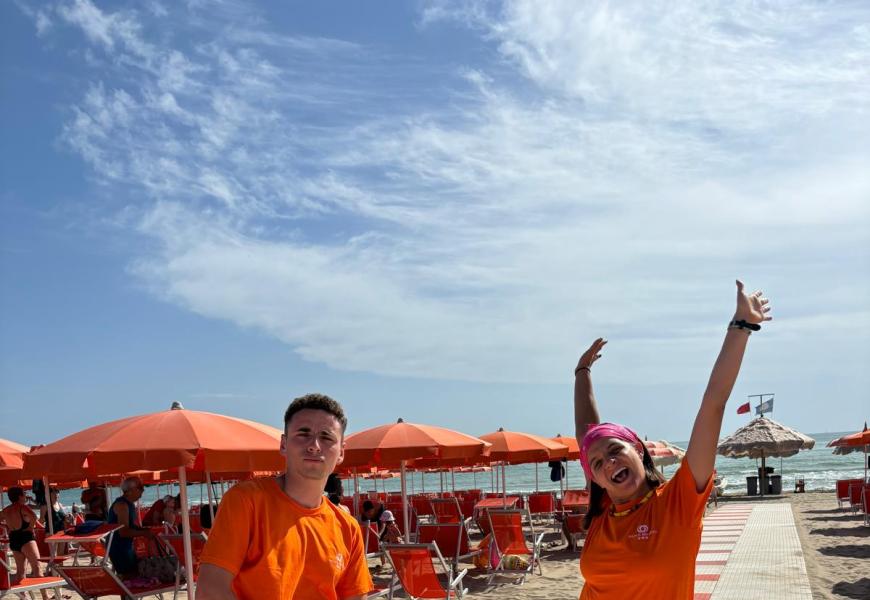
[693,502,812,600]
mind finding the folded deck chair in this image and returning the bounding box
[412,495,436,520]
[0,553,66,599]
[383,542,467,599]
[416,520,481,570]
[54,563,179,600]
[862,486,870,527]
[431,498,464,525]
[848,483,866,514]
[527,492,557,527]
[485,509,544,586]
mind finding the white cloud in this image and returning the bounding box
[41,0,870,386]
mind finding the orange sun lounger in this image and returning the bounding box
[485,509,544,587]
[1,553,67,599]
[383,542,467,599]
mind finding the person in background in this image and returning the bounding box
[198,393,372,599]
[0,487,52,599]
[324,473,349,513]
[161,495,178,531]
[574,281,772,599]
[39,487,72,534]
[81,485,107,521]
[106,476,155,577]
[360,500,384,525]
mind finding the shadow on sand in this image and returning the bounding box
[831,578,870,599]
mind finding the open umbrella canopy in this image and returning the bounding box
[0,438,28,469]
[717,416,815,459]
[827,424,870,454]
[551,434,580,460]
[24,404,285,478]
[645,440,685,467]
[479,428,569,464]
[342,418,491,469]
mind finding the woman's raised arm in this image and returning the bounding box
[685,280,772,491]
[574,337,607,445]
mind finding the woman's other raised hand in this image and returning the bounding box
[734,280,773,325]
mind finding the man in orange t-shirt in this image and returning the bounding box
[198,394,373,600]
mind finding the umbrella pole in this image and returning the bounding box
[42,477,54,536]
[205,471,216,524]
[451,468,455,493]
[353,469,360,517]
[535,463,539,492]
[473,470,477,490]
[760,454,766,498]
[400,461,410,543]
[178,467,196,600]
[502,463,507,508]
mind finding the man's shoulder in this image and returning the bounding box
[224,478,274,502]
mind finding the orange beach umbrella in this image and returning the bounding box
[0,438,28,469]
[480,428,569,464]
[24,405,284,478]
[23,403,284,600]
[343,419,491,468]
[827,423,869,481]
[343,418,490,541]
[479,428,569,497]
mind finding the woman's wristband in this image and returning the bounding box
[574,365,591,376]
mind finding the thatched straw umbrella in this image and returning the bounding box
[717,416,815,496]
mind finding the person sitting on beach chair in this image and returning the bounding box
[198,393,372,599]
[574,280,772,599]
[107,476,156,577]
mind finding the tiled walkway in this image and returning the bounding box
[693,502,813,600]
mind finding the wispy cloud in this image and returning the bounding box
[23,0,870,385]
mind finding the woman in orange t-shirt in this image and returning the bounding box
[573,280,772,599]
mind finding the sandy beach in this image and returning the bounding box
[25,491,868,599]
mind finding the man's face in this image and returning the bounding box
[281,408,345,483]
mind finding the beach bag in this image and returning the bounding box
[137,544,178,584]
[501,554,530,570]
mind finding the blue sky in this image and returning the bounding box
[2,0,868,448]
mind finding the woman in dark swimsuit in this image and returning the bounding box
[0,487,52,597]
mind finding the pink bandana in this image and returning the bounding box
[579,422,643,482]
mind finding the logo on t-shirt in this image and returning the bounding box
[628,523,657,541]
[332,551,345,572]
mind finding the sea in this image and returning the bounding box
[49,431,866,509]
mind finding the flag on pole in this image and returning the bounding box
[737,402,751,415]
[755,398,774,415]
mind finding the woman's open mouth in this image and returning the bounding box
[611,467,629,484]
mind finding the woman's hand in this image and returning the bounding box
[733,280,772,324]
[577,337,607,370]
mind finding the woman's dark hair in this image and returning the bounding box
[325,474,343,506]
[583,442,666,530]
[8,486,24,503]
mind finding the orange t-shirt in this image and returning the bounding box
[579,462,713,600]
[200,478,373,600]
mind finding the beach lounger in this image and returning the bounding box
[360,520,383,560]
[485,509,544,586]
[847,483,865,513]
[35,527,75,567]
[527,492,557,527]
[412,495,435,520]
[159,532,208,583]
[562,513,585,552]
[835,479,861,510]
[431,498,464,524]
[416,521,481,570]
[1,553,66,599]
[383,542,467,599]
[54,564,178,599]
[862,486,870,527]
[44,523,122,568]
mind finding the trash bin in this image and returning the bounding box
[746,476,758,496]
[769,475,782,495]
